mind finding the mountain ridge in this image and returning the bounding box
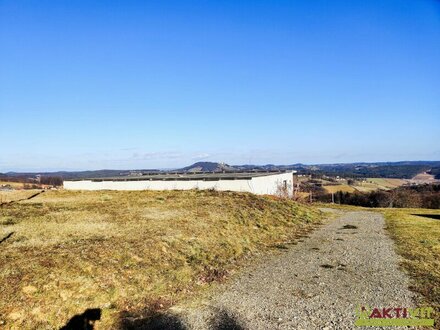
[2,161,440,180]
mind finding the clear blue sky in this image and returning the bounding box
[1,0,439,171]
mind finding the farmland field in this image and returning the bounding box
[322,184,356,193]
[322,178,408,194]
[366,178,408,189]
[352,178,407,192]
[0,190,321,329]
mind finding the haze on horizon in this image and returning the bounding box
[1,0,439,172]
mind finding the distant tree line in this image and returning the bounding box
[0,175,63,188]
[428,167,440,180]
[0,176,26,183]
[297,165,435,179]
[313,184,440,209]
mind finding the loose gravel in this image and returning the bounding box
[144,211,419,329]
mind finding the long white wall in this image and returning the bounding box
[63,172,294,196]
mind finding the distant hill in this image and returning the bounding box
[296,163,435,179]
[179,162,235,172]
[429,167,440,180]
[284,162,440,179]
[4,169,160,180]
[177,161,440,179]
[3,161,440,180]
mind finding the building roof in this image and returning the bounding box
[67,171,296,182]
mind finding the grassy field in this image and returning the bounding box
[323,184,356,193]
[0,189,42,204]
[383,208,440,328]
[0,181,25,189]
[355,178,408,192]
[367,178,407,188]
[321,178,407,194]
[0,189,321,329]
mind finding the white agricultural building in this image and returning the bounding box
[63,171,296,196]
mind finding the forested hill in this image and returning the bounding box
[429,167,440,180]
[235,161,440,179]
[2,161,440,180]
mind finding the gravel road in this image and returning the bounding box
[133,211,418,329]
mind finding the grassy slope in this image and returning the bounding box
[0,190,321,329]
[383,209,440,328]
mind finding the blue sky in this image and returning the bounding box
[1,0,439,171]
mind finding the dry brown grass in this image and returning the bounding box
[0,189,41,204]
[0,189,321,329]
[0,181,25,189]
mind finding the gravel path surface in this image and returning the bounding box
[138,211,418,329]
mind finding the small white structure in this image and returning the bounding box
[64,171,296,196]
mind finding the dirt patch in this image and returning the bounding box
[411,171,437,183]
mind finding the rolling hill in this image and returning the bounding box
[2,161,440,180]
